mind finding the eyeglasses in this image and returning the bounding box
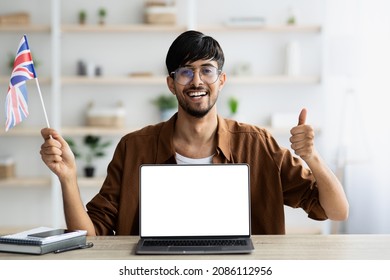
[170,65,222,86]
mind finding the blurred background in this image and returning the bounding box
[0,0,389,234]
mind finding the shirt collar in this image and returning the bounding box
[155,114,177,163]
[155,113,232,163]
[215,115,233,162]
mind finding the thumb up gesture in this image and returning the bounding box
[289,108,316,162]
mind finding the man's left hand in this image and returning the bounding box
[289,108,316,162]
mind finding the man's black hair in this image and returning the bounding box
[165,30,225,74]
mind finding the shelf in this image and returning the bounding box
[61,24,321,34]
[0,126,42,136]
[77,177,104,188]
[228,75,320,85]
[0,23,320,34]
[62,126,139,136]
[0,24,51,32]
[61,75,320,86]
[61,24,186,33]
[0,177,50,188]
[0,126,138,137]
[61,76,166,86]
[199,24,321,33]
[0,176,104,188]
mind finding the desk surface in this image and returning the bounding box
[1,234,389,260]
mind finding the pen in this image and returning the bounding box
[54,242,94,254]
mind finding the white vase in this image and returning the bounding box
[285,41,301,76]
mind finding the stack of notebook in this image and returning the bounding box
[0,227,87,255]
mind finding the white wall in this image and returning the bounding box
[324,0,390,233]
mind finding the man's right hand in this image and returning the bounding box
[40,128,77,182]
[40,128,96,235]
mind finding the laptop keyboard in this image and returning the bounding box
[143,239,247,247]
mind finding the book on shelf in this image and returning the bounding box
[0,226,88,255]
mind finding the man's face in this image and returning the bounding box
[168,59,226,118]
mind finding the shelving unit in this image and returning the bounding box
[0,126,136,137]
[199,24,321,33]
[61,23,321,33]
[60,75,320,86]
[0,24,50,32]
[0,0,324,231]
[0,124,318,137]
[0,176,103,188]
[61,76,167,86]
[0,177,51,188]
[61,23,186,33]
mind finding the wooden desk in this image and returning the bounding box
[1,235,389,260]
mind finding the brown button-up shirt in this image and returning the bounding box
[86,114,327,235]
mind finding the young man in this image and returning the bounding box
[40,30,349,236]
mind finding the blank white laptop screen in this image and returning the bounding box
[140,164,250,237]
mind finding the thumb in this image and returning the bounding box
[52,131,71,150]
[41,128,67,148]
[298,108,307,125]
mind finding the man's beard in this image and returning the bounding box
[178,87,217,118]
[181,104,212,118]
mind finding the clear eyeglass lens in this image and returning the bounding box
[173,66,220,85]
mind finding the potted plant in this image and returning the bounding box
[227,96,243,121]
[66,135,111,177]
[78,10,87,25]
[152,93,178,121]
[98,8,107,25]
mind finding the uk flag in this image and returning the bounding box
[5,35,37,131]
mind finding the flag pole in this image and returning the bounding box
[35,78,51,128]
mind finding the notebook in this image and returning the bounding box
[0,227,87,255]
[135,164,254,255]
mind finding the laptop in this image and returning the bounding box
[135,164,254,255]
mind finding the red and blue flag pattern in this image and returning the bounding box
[5,35,37,131]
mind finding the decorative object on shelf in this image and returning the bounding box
[0,12,30,25]
[77,60,87,76]
[152,93,177,121]
[285,41,301,76]
[98,7,107,25]
[95,66,102,76]
[227,96,241,121]
[0,156,15,179]
[225,16,265,27]
[144,0,177,25]
[86,62,96,77]
[233,62,252,76]
[228,97,239,115]
[76,60,102,77]
[227,96,246,122]
[286,7,299,25]
[78,10,87,25]
[86,101,126,128]
[66,135,112,178]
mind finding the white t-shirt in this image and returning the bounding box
[175,152,213,164]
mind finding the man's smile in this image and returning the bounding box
[187,91,208,99]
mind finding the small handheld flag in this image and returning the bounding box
[5,35,50,131]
